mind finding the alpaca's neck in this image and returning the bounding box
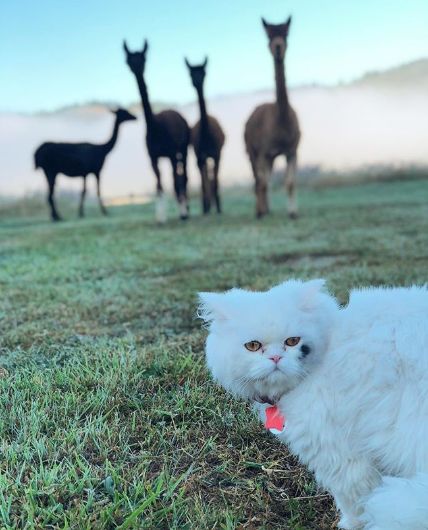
[136,76,154,127]
[196,85,209,131]
[274,57,289,116]
[103,118,121,153]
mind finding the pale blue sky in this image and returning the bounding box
[1,0,428,113]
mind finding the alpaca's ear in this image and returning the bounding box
[197,292,228,323]
[300,279,327,310]
[261,17,271,37]
[123,40,130,55]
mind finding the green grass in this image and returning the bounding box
[0,179,427,529]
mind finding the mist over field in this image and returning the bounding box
[1,59,428,199]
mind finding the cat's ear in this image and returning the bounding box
[198,292,228,323]
[300,279,327,310]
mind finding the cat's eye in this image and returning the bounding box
[244,340,262,352]
[285,337,301,347]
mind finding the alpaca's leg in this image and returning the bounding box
[95,174,108,216]
[178,152,189,219]
[46,172,61,221]
[79,176,87,218]
[212,157,221,214]
[171,156,188,221]
[285,153,298,219]
[151,158,166,223]
[180,150,189,199]
[198,157,211,214]
[254,157,271,218]
[249,155,262,217]
[171,159,180,200]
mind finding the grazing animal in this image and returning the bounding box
[123,40,190,222]
[34,108,136,221]
[244,17,301,219]
[185,57,225,214]
[199,280,428,530]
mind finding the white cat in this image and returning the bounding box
[199,280,428,530]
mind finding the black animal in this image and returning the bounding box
[185,57,225,214]
[34,108,136,221]
[123,39,190,221]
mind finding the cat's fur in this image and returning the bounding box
[199,280,428,530]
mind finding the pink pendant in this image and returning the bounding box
[264,405,286,434]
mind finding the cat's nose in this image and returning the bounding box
[269,355,282,364]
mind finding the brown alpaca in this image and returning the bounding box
[244,16,301,219]
[185,58,225,214]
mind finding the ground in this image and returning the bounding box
[0,178,427,529]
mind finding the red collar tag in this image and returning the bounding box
[264,405,286,434]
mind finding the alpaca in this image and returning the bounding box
[244,17,301,219]
[123,40,191,222]
[199,281,428,530]
[185,57,225,214]
[34,108,136,221]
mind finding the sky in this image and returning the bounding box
[1,0,428,113]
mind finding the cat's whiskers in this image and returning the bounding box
[249,363,276,381]
[234,374,254,396]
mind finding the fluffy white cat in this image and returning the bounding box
[199,280,428,530]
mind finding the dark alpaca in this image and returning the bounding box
[123,39,190,221]
[34,108,136,221]
[244,16,301,219]
[185,57,225,214]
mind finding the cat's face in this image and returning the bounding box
[199,279,338,402]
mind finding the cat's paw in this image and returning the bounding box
[338,514,363,529]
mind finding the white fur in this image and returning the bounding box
[155,193,167,223]
[199,279,339,401]
[361,474,428,530]
[179,200,188,219]
[199,281,428,529]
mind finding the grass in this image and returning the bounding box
[0,178,427,529]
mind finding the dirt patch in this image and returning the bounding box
[267,251,358,268]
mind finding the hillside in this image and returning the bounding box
[24,57,428,116]
[1,58,428,199]
[351,58,428,92]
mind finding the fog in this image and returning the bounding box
[1,84,428,199]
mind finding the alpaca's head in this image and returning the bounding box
[261,16,292,62]
[185,57,208,90]
[199,279,339,403]
[123,39,148,76]
[112,108,137,124]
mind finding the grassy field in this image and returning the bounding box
[1,179,427,529]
